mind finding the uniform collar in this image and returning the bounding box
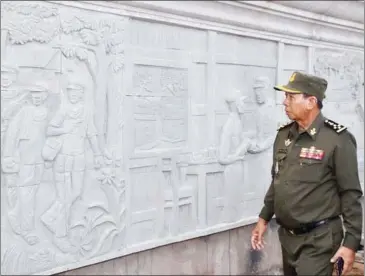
[289,112,325,140]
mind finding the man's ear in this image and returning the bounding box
[308,96,318,109]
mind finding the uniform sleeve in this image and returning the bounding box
[334,132,363,251]
[258,134,279,222]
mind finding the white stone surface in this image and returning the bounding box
[0,1,363,275]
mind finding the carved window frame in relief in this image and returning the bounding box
[125,57,191,157]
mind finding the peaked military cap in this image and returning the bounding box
[274,71,328,101]
[67,83,84,91]
[28,81,48,93]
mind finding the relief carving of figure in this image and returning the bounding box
[356,82,364,122]
[1,64,27,151]
[40,81,103,251]
[218,92,252,221]
[1,83,49,245]
[248,76,276,153]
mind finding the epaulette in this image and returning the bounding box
[324,119,347,133]
[277,121,294,131]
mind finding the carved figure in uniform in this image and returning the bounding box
[41,82,103,248]
[2,83,49,245]
[218,91,252,221]
[1,64,27,151]
[248,76,276,153]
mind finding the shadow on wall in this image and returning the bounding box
[244,220,283,275]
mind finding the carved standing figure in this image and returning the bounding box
[41,81,103,250]
[1,64,27,151]
[218,92,252,221]
[2,83,49,245]
[248,76,276,153]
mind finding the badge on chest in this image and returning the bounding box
[299,146,324,160]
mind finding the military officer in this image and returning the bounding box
[251,71,363,276]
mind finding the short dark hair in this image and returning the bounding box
[303,93,323,109]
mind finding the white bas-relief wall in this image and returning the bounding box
[0,1,363,275]
[313,50,364,191]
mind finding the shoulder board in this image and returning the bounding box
[277,121,294,131]
[324,119,347,134]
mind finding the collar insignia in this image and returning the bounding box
[309,128,316,136]
[285,139,292,147]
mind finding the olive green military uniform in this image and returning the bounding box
[259,72,363,276]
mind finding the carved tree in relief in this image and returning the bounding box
[2,2,125,151]
[57,13,127,248]
[1,2,60,46]
[59,13,126,150]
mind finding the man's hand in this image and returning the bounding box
[251,218,268,250]
[330,246,356,275]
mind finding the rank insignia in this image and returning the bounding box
[309,128,316,136]
[324,119,347,133]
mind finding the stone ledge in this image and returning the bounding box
[48,0,364,49]
[273,0,364,25]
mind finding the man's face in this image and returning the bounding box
[236,96,247,113]
[31,91,46,106]
[67,88,83,104]
[254,87,265,104]
[1,71,17,88]
[283,93,309,121]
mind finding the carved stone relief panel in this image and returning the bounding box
[126,60,189,155]
[160,156,198,237]
[313,49,364,188]
[282,44,308,72]
[3,1,362,275]
[313,49,364,149]
[216,33,278,68]
[209,35,278,228]
[130,19,208,53]
[313,49,363,103]
[206,171,226,226]
[276,44,309,107]
[128,158,164,245]
[1,1,127,274]
[189,63,208,152]
[214,65,276,150]
[214,36,278,223]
